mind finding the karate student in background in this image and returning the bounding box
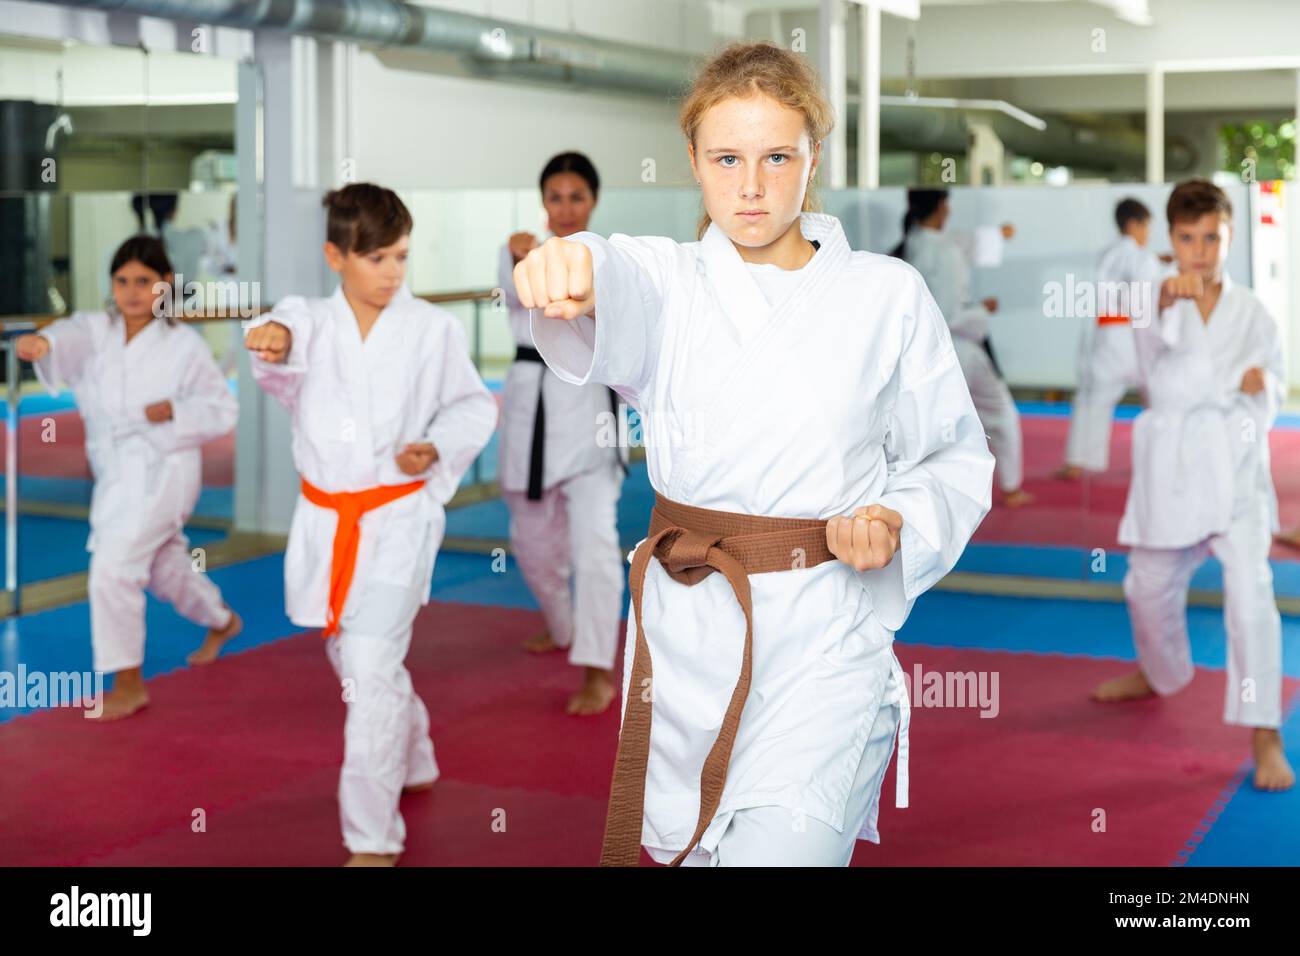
[893,189,1032,507]
[16,235,242,721]
[245,183,498,865]
[1056,199,1160,480]
[498,152,628,716]
[1094,179,1292,792]
[514,41,993,866]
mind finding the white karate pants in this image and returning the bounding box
[324,578,439,855]
[646,698,904,867]
[1064,325,1142,472]
[1124,496,1283,728]
[88,528,230,674]
[955,338,1023,493]
[503,459,625,670]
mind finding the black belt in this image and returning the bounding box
[514,345,628,500]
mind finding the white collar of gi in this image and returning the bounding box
[699,211,848,327]
[328,282,412,316]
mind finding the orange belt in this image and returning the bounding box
[1097,314,1130,326]
[602,492,838,867]
[300,477,425,638]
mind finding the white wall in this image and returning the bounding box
[349,51,694,189]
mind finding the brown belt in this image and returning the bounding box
[600,491,838,867]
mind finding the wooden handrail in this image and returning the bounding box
[0,289,500,329]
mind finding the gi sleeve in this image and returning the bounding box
[247,296,314,412]
[528,232,670,411]
[498,242,524,311]
[1236,300,1286,432]
[420,312,500,505]
[857,274,996,632]
[141,333,239,455]
[31,312,101,393]
[931,243,989,343]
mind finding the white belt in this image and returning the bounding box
[884,652,910,809]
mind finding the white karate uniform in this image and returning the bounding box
[1119,274,1285,728]
[248,285,498,854]
[33,312,238,673]
[530,212,994,865]
[497,241,627,670]
[1063,236,1157,472]
[903,226,1024,492]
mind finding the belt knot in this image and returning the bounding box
[657,528,723,584]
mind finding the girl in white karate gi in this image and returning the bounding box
[1094,179,1293,792]
[246,184,499,865]
[1056,198,1161,479]
[514,42,994,866]
[893,190,1032,507]
[16,235,242,721]
[498,152,628,716]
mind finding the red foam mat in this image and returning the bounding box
[1,601,1288,866]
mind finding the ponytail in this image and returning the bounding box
[891,188,948,260]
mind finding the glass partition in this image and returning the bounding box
[6,173,1295,602]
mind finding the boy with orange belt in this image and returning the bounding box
[245,183,499,864]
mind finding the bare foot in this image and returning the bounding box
[1252,728,1296,791]
[1092,669,1157,703]
[566,667,616,716]
[188,607,242,666]
[1053,465,1083,481]
[1002,488,1035,508]
[1273,528,1300,551]
[344,853,399,867]
[89,668,150,721]
[523,630,560,654]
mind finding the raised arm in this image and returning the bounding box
[21,313,102,393]
[518,232,671,409]
[854,276,995,632]
[245,296,315,411]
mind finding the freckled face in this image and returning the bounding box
[688,93,819,249]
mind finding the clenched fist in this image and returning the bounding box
[395,442,439,476]
[508,231,539,264]
[245,321,292,363]
[826,504,903,572]
[1240,366,1266,396]
[512,237,595,321]
[1159,273,1204,311]
[15,334,50,362]
[145,400,173,423]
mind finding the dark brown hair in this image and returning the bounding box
[680,41,834,239]
[323,182,413,254]
[539,152,600,199]
[108,234,177,324]
[1166,178,1232,228]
